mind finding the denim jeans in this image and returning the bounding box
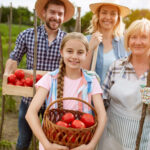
[16,100,45,150]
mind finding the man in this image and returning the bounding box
[4,0,74,149]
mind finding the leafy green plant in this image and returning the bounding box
[4,96,17,113]
[0,140,13,150]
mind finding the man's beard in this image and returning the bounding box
[46,19,61,30]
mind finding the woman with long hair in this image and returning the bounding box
[83,0,130,85]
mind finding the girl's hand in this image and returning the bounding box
[70,144,95,150]
[45,143,69,150]
[89,31,103,51]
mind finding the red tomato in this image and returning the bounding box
[80,113,95,127]
[24,78,33,87]
[8,82,15,85]
[8,74,16,84]
[16,80,24,86]
[56,121,68,128]
[36,74,42,82]
[14,69,25,80]
[20,78,26,85]
[62,113,75,124]
[71,120,85,129]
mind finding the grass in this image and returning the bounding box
[0,23,47,150]
[0,23,31,67]
[0,23,31,113]
[0,23,34,149]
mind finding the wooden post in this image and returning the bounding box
[75,7,81,32]
[91,46,98,71]
[32,9,38,150]
[135,69,150,150]
[8,2,12,55]
[0,7,2,23]
[19,14,22,32]
[0,33,6,140]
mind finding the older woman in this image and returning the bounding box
[83,0,130,85]
[100,18,150,150]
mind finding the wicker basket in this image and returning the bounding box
[42,97,98,148]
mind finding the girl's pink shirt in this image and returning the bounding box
[36,73,102,150]
[36,72,102,110]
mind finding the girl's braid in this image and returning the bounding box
[57,58,65,108]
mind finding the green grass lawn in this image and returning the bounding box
[0,23,32,113]
[0,23,32,68]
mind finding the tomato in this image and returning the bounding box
[14,69,25,80]
[16,80,24,86]
[20,78,26,85]
[71,120,85,129]
[24,77,33,87]
[80,113,95,127]
[62,112,75,124]
[56,121,68,128]
[8,82,15,85]
[8,74,16,84]
[36,74,42,82]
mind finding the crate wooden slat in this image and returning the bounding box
[2,69,48,97]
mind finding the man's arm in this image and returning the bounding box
[4,58,17,75]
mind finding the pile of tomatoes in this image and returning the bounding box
[7,69,43,87]
[48,112,95,143]
[56,112,95,129]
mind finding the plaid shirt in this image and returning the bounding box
[10,25,66,105]
[102,56,148,108]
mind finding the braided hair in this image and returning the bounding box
[57,32,89,108]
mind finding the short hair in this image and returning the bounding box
[124,18,150,51]
[44,0,65,11]
[87,5,125,38]
[60,32,89,52]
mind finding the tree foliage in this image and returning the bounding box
[0,6,34,26]
[81,12,93,34]
[1,6,150,32]
[62,18,76,32]
[80,9,150,33]
[124,9,150,28]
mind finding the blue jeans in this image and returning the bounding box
[16,100,44,150]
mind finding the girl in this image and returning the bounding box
[83,0,130,85]
[25,32,107,150]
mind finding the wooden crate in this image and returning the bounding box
[2,69,48,97]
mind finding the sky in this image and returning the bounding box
[0,0,150,17]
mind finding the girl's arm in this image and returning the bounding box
[88,94,107,148]
[25,87,69,150]
[71,94,107,150]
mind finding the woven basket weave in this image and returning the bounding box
[42,97,98,148]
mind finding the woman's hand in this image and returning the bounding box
[45,143,69,150]
[70,144,95,150]
[89,31,103,51]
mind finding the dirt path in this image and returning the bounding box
[1,99,37,150]
[1,98,20,149]
[2,112,18,149]
[3,112,18,141]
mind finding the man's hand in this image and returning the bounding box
[4,59,17,75]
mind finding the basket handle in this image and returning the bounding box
[45,97,97,118]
